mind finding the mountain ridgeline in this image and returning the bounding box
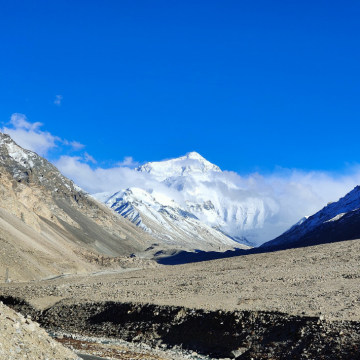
[103,187,246,253]
[261,185,360,250]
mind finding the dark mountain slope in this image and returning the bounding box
[261,186,360,250]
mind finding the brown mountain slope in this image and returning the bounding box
[0,132,156,281]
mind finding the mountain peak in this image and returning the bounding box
[137,152,221,181]
[186,151,205,160]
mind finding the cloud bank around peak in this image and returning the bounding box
[3,114,360,243]
[54,153,360,225]
[54,155,181,200]
[53,149,360,243]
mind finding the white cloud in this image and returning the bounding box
[2,113,59,156]
[10,113,43,131]
[116,156,139,168]
[63,139,85,151]
[54,95,63,106]
[54,154,360,244]
[1,113,85,157]
[70,141,84,150]
[54,155,177,197]
[225,169,360,241]
[84,152,97,164]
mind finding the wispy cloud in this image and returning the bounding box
[54,155,163,195]
[116,156,139,168]
[84,152,97,164]
[2,113,59,156]
[9,113,43,131]
[63,139,85,151]
[1,113,84,156]
[54,95,63,106]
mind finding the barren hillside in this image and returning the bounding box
[0,132,159,281]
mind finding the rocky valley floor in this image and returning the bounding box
[1,239,360,359]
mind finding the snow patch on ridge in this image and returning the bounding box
[325,213,346,222]
[1,134,36,168]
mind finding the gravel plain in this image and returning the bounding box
[1,239,360,359]
[2,238,359,321]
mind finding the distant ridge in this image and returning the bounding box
[261,186,360,250]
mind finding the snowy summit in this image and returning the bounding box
[136,151,221,181]
[96,152,279,248]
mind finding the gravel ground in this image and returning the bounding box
[1,239,360,359]
[1,238,359,321]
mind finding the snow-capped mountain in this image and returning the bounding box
[136,151,221,180]
[103,187,246,251]
[261,185,360,249]
[97,152,279,248]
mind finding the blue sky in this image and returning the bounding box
[1,0,360,174]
